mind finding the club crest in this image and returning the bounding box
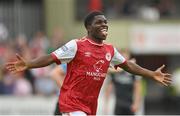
[105,52,111,61]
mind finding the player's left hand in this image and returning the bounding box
[153,65,172,86]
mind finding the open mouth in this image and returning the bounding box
[100,28,108,37]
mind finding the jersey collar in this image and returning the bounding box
[85,36,104,47]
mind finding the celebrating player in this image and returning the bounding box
[6,11,171,115]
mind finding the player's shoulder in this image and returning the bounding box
[103,42,113,46]
[103,42,114,49]
[65,38,82,45]
[75,36,88,42]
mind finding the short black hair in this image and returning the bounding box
[84,11,104,29]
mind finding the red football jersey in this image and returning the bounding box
[51,37,126,115]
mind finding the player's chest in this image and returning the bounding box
[76,46,112,63]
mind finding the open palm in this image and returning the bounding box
[153,65,171,86]
[6,54,28,74]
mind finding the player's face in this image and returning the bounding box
[89,15,108,40]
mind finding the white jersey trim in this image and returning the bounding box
[52,39,77,63]
[110,47,126,68]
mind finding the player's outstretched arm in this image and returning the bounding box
[120,61,171,86]
[6,53,55,74]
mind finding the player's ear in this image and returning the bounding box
[86,25,91,32]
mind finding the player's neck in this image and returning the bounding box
[87,35,103,44]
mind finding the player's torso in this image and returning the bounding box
[75,39,112,80]
[62,38,114,100]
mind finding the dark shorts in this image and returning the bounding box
[114,105,134,115]
[54,101,62,115]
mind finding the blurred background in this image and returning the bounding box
[0,0,180,115]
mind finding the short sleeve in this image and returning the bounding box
[51,40,77,64]
[110,47,126,68]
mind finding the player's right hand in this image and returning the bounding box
[6,53,28,74]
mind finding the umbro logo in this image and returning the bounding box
[84,52,91,57]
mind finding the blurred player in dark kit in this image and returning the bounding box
[105,49,143,115]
